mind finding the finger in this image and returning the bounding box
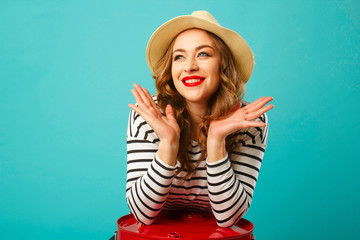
[128,103,145,117]
[130,88,146,108]
[244,97,273,111]
[142,87,162,115]
[247,97,273,111]
[246,104,274,120]
[243,97,267,110]
[129,102,157,125]
[165,104,176,121]
[133,84,152,107]
[242,120,266,128]
[131,86,155,115]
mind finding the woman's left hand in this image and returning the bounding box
[208,97,274,141]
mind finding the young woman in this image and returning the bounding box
[126,11,274,228]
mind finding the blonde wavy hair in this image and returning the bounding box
[152,30,246,179]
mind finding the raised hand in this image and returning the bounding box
[128,84,180,165]
[128,84,181,143]
[208,97,274,141]
[206,97,274,163]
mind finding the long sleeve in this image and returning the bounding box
[126,109,177,225]
[206,113,268,227]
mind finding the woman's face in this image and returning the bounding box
[171,29,221,106]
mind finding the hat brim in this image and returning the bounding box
[146,15,254,83]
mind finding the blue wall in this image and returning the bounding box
[0,0,359,239]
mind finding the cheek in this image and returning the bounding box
[209,62,221,80]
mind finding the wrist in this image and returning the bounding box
[157,140,179,166]
[207,124,227,142]
[159,138,179,150]
[206,137,226,163]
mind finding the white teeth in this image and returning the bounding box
[184,79,202,83]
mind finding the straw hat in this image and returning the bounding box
[146,10,254,83]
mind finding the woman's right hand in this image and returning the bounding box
[128,84,180,165]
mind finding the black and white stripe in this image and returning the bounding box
[126,98,268,227]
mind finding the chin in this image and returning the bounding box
[183,95,210,104]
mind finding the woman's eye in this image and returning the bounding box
[198,52,210,57]
[174,55,185,61]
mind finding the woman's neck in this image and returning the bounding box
[186,101,208,141]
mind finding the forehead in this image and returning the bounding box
[172,29,216,50]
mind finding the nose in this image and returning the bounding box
[184,58,199,72]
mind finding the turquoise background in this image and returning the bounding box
[1,0,359,239]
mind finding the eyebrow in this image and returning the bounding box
[173,44,215,54]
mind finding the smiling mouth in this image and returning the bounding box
[182,76,205,87]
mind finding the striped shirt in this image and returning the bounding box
[126,97,268,227]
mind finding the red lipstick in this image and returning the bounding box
[181,75,205,87]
